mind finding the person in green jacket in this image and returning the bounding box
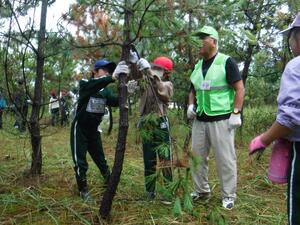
[187,26,245,210]
[70,59,129,201]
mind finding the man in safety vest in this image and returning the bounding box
[187,26,245,210]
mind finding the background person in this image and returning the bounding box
[249,12,300,225]
[187,26,244,210]
[59,90,70,126]
[0,92,7,129]
[49,90,60,126]
[13,79,29,132]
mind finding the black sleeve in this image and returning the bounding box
[106,88,119,107]
[79,76,114,101]
[225,57,242,85]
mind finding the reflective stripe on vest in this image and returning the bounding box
[190,53,235,116]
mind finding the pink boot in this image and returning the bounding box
[268,138,292,184]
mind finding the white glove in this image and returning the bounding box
[112,61,129,80]
[129,50,139,64]
[187,104,196,119]
[127,80,139,94]
[228,113,242,130]
[136,58,151,71]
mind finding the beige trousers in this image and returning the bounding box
[191,119,237,199]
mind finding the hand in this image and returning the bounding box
[127,80,139,94]
[129,50,139,64]
[112,61,129,80]
[249,135,267,159]
[136,58,151,71]
[187,104,196,119]
[228,113,241,130]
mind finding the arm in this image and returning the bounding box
[249,61,298,154]
[260,122,292,145]
[79,76,114,101]
[260,62,300,144]
[152,75,173,103]
[188,87,196,105]
[231,80,245,110]
[226,57,245,111]
[145,69,173,103]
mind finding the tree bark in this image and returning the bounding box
[242,45,254,86]
[29,0,47,175]
[99,0,131,219]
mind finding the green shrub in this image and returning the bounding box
[237,105,277,143]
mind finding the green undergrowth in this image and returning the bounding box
[0,106,287,224]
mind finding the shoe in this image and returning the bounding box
[145,192,155,201]
[160,196,172,205]
[190,191,211,201]
[222,197,234,210]
[79,190,92,202]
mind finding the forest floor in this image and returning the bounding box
[0,109,287,225]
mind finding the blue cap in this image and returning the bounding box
[94,59,116,74]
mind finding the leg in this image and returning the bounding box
[288,142,300,225]
[70,121,89,192]
[51,111,55,126]
[20,106,28,132]
[55,109,59,126]
[142,135,157,193]
[87,131,110,182]
[191,119,210,193]
[156,118,172,184]
[208,119,237,199]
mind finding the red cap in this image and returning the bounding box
[152,56,173,71]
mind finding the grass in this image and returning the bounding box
[0,107,287,225]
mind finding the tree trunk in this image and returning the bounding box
[29,0,47,175]
[241,45,254,86]
[99,0,131,219]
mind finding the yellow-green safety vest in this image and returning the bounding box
[190,53,235,116]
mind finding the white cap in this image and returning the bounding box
[280,12,300,35]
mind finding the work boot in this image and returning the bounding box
[190,191,211,201]
[144,191,155,201]
[76,176,92,202]
[79,186,92,202]
[160,195,172,205]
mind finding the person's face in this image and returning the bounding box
[93,68,107,78]
[289,31,300,57]
[162,70,171,80]
[199,36,217,58]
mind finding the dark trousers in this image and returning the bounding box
[141,117,172,193]
[70,120,110,191]
[60,107,68,126]
[51,108,59,126]
[14,106,27,132]
[288,141,300,225]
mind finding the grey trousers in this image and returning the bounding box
[191,119,237,199]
